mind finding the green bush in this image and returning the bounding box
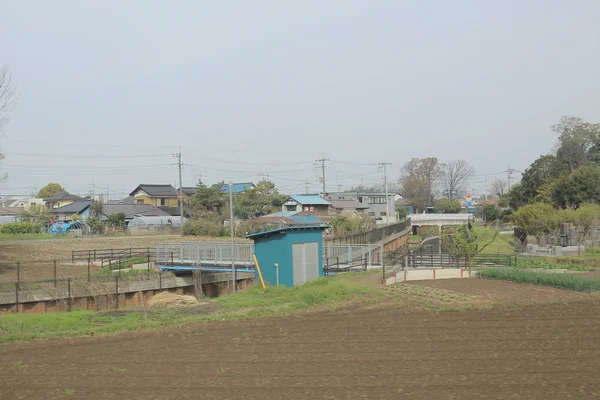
[87,217,105,235]
[0,222,43,235]
[477,268,600,292]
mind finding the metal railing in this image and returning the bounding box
[407,248,516,269]
[324,244,384,266]
[156,242,255,265]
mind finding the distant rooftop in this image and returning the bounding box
[130,184,178,197]
[287,195,331,206]
[43,193,83,202]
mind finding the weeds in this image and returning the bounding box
[515,257,595,271]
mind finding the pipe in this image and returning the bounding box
[253,254,267,289]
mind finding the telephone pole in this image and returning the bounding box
[305,180,310,194]
[378,162,392,224]
[506,165,520,191]
[228,182,236,294]
[175,148,184,231]
[315,155,329,198]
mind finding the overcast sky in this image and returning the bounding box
[1,1,599,199]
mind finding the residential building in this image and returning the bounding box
[43,193,84,210]
[326,192,401,218]
[101,204,171,223]
[129,184,179,208]
[50,200,94,221]
[282,195,331,215]
[51,201,171,223]
[327,199,369,216]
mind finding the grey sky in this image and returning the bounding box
[1,1,599,199]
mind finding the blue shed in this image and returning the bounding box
[245,225,328,287]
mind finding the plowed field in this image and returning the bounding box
[2,281,599,399]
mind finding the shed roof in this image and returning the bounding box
[50,200,93,214]
[129,184,178,197]
[244,224,329,239]
[287,195,331,206]
[128,216,186,226]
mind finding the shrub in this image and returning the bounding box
[87,217,105,235]
[182,219,224,237]
[0,222,43,235]
[477,268,600,292]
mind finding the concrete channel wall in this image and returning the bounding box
[0,272,255,314]
[385,268,472,286]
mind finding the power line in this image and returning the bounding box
[378,162,392,224]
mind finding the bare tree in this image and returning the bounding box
[489,177,508,196]
[440,160,475,200]
[0,66,16,136]
[400,157,442,212]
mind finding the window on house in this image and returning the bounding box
[368,212,375,216]
[380,212,387,216]
[137,200,144,205]
[160,198,167,206]
[369,196,386,204]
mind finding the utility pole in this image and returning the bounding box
[228,182,236,294]
[315,155,329,198]
[174,148,185,231]
[506,165,517,191]
[378,162,392,224]
[305,180,310,194]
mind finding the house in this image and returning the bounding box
[50,200,94,221]
[395,198,415,215]
[101,204,171,223]
[43,193,83,210]
[282,195,331,215]
[327,199,369,216]
[326,192,401,218]
[129,184,179,208]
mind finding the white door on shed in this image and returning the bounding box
[292,241,319,286]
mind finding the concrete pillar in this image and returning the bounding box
[438,225,442,253]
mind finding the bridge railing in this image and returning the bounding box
[156,242,255,265]
[410,214,473,224]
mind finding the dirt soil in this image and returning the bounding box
[406,277,597,306]
[1,281,599,399]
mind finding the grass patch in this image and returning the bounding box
[0,275,376,343]
[215,275,375,315]
[515,257,595,271]
[472,226,514,254]
[0,234,73,240]
[477,268,600,292]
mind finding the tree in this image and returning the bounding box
[519,154,565,204]
[512,203,562,241]
[0,66,16,136]
[235,180,287,219]
[443,225,498,271]
[482,204,501,222]
[395,205,409,220]
[107,213,126,230]
[191,180,227,214]
[440,159,474,200]
[489,178,508,196]
[553,116,600,171]
[37,183,66,198]
[573,203,600,240]
[434,198,461,214]
[551,165,600,208]
[87,217,105,235]
[400,157,442,213]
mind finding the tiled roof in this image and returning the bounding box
[288,195,331,206]
[101,204,170,219]
[130,184,178,197]
[44,193,83,202]
[50,200,93,214]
